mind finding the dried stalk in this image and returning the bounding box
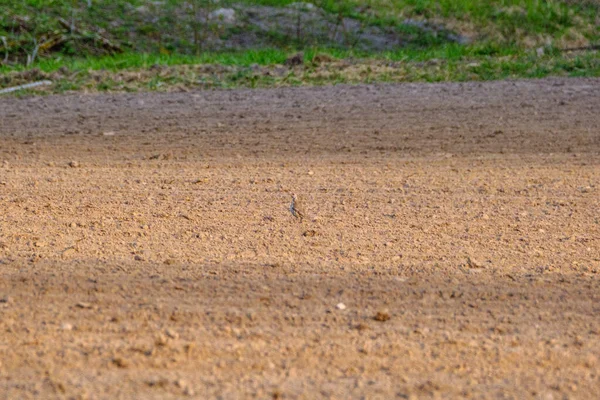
[26,37,39,67]
[0,80,52,95]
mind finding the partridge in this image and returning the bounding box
[289,193,305,220]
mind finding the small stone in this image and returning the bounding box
[112,357,129,368]
[165,328,179,339]
[76,302,92,309]
[68,161,79,168]
[34,241,47,248]
[355,323,369,331]
[103,131,116,136]
[155,333,168,346]
[374,311,391,322]
[308,170,314,176]
[69,222,77,228]
[0,296,14,304]
[336,302,346,310]
[482,214,490,220]
[183,343,196,354]
[61,323,73,331]
[134,255,144,261]
[146,377,169,387]
[175,379,195,396]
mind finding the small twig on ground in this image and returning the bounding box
[559,44,600,52]
[0,80,53,95]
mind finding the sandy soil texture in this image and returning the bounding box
[0,79,599,399]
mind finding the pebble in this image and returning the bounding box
[103,131,116,136]
[61,323,73,331]
[165,328,179,339]
[146,377,169,387]
[336,302,346,310]
[68,161,80,168]
[155,333,168,346]
[112,357,129,368]
[374,311,391,322]
[76,302,92,309]
[355,323,369,331]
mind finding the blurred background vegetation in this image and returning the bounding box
[0,0,598,93]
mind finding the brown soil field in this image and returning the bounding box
[1,78,599,399]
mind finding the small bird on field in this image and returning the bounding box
[289,193,305,220]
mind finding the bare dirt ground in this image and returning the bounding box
[1,78,599,399]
